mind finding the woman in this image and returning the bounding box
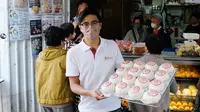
[124,16,148,43]
[71,0,89,44]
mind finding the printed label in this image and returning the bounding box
[118,82,127,89]
[162,63,171,69]
[123,60,131,64]
[103,81,112,87]
[135,61,144,65]
[124,74,133,80]
[131,86,140,93]
[111,74,119,79]
[142,69,150,74]
[147,62,156,66]
[148,89,158,96]
[138,76,148,83]
[151,79,161,86]
[130,67,138,73]
[117,67,125,71]
[156,70,166,76]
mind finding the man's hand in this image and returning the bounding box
[89,90,107,101]
[73,21,78,28]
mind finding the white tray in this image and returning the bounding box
[115,69,177,107]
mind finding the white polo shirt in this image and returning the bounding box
[66,37,124,112]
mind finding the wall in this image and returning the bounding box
[0,0,70,112]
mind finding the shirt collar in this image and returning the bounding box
[158,26,162,30]
[80,37,106,52]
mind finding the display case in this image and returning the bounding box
[122,54,200,112]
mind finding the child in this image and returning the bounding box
[60,22,74,41]
[35,26,73,112]
[60,23,75,49]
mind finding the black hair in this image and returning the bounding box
[133,16,144,24]
[190,12,200,19]
[78,10,102,23]
[76,0,89,8]
[145,34,163,54]
[45,26,65,46]
[60,23,74,38]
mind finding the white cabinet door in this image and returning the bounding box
[0,0,11,112]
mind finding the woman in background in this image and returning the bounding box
[124,16,148,43]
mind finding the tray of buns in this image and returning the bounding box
[100,58,177,107]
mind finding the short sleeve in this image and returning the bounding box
[66,50,79,77]
[114,42,124,69]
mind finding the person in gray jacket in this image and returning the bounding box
[124,16,148,43]
[129,34,178,112]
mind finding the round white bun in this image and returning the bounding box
[128,67,141,77]
[116,67,128,77]
[133,60,145,70]
[122,74,136,86]
[101,81,115,93]
[140,69,155,80]
[159,63,175,73]
[143,89,161,104]
[145,61,158,72]
[155,70,170,82]
[128,86,144,100]
[149,79,165,93]
[109,73,122,85]
[115,82,130,95]
[135,76,150,89]
[121,60,133,69]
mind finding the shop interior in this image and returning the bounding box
[70,0,200,112]
[70,0,200,41]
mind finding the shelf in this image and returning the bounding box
[167,4,198,6]
[170,95,196,99]
[175,78,199,82]
[171,110,192,112]
[171,37,186,40]
[123,54,200,65]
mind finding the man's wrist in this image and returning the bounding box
[83,89,91,96]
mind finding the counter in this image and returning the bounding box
[123,54,200,65]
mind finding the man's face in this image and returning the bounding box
[191,16,198,24]
[79,14,102,40]
[151,17,160,25]
[151,17,160,29]
[78,3,88,15]
[134,19,141,24]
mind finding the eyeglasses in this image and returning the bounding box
[80,20,100,29]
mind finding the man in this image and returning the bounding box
[184,12,200,34]
[72,0,89,44]
[124,16,148,43]
[72,0,89,28]
[36,26,73,112]
[66,10,124,112]
[145,13,172,52]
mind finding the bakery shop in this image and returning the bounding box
[1,0,200,112]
